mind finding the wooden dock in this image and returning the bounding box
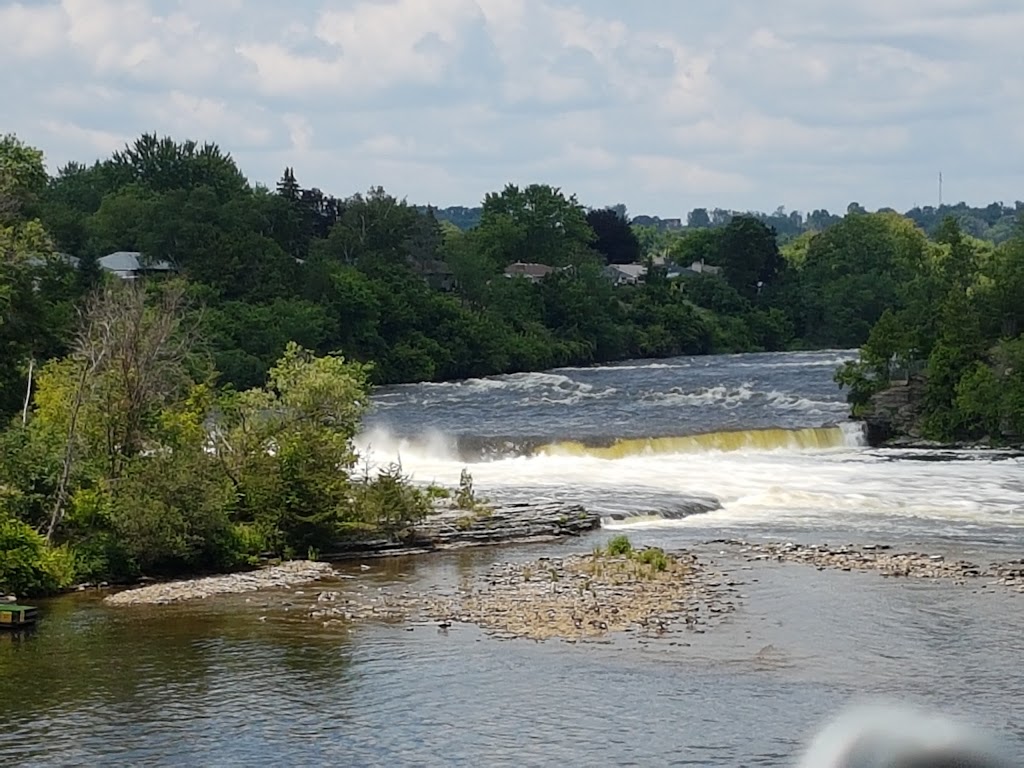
[0,604,39,629]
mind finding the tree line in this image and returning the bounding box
[2,130,1022,594]
[836,216,1024,445]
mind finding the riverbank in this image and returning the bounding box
[102,501,600,605]
[104,561,336,606]
[708,539,1024,592]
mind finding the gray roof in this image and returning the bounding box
[99,251,174,273]
[605,264,647,278]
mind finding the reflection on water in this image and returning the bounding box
[2,545,1023,766]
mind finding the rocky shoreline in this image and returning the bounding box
[708,539,1024,593]
[104,561,336,606]
[102,501,599,606]
[307,546,739,643]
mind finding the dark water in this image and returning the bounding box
[3,350,1024,766]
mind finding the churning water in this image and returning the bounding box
[360,350,1024,549]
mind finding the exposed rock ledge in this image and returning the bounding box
[708,540,1024,593]
[105,561,336,606]
[306,548,739,643]
[321,500,601,560]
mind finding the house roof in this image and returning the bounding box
[607,264,647,278]
[99,251,174,273]
[504,262,555,278]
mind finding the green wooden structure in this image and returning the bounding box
[0,604,38,628]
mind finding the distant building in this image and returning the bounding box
[503,262,556,283]
[603,263,647,286]
[98,251,175,280]
[689,259,721,276]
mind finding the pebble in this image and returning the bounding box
[303,548,737,643]
[104,561,337,606]
[706,539,1024,594]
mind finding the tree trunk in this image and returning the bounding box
[46,361,92,542]
[21,356,34,426]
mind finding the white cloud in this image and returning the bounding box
[283,115,313,154]
[39,120,127,156]
[0,0,1020,215]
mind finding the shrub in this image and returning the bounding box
[636,547,669,572]
[0,511,77,596]
[351,462,433,538]
[455,468,478,510]
[605,534,633,556]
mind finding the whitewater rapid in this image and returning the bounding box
[358,350,1024,547]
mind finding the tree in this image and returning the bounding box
[40,280,201,540]
[107,134,248,201]
[687,208,711,228]
[586,207,641,264]
[800,212,929,347]
[276,167,300,200]
[216,342,373,553]
[477,184,595,267]
[1,134,48,221]
[715,216,783,300]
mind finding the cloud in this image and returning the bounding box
[1,0,1021,216]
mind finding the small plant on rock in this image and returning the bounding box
[605,534,633,557]
[636,547,669,573]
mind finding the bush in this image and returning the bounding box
[0,511,77,596]
[605,534,633,556]
[351,462,433,539]
[635,547,669,572]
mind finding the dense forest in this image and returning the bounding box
[2,131,1022,595]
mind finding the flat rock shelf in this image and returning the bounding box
[322,501,601,560]
[708,540,1024,593]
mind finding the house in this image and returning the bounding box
[672,260,723,280]
[689,259,721,276]
[98,251,175,280]
[503,262,556,283]
[603,263,647,286]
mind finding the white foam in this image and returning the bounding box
[355,425,1024,535]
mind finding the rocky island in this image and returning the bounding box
[309,537,739,642]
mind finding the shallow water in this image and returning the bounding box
[3,350,1023,765]
[4,546,1023,766]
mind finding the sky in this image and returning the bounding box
[1,0,1022,218]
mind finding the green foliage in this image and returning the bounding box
[841,216,1024,444]
[605,534,633,556]
[635,547,669,572]
[0,510,76,596]
[350,462,433,538]
[4,129,1024,592]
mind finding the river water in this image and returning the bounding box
[3,350,1023,766]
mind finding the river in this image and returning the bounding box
[3,349,1023,766]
